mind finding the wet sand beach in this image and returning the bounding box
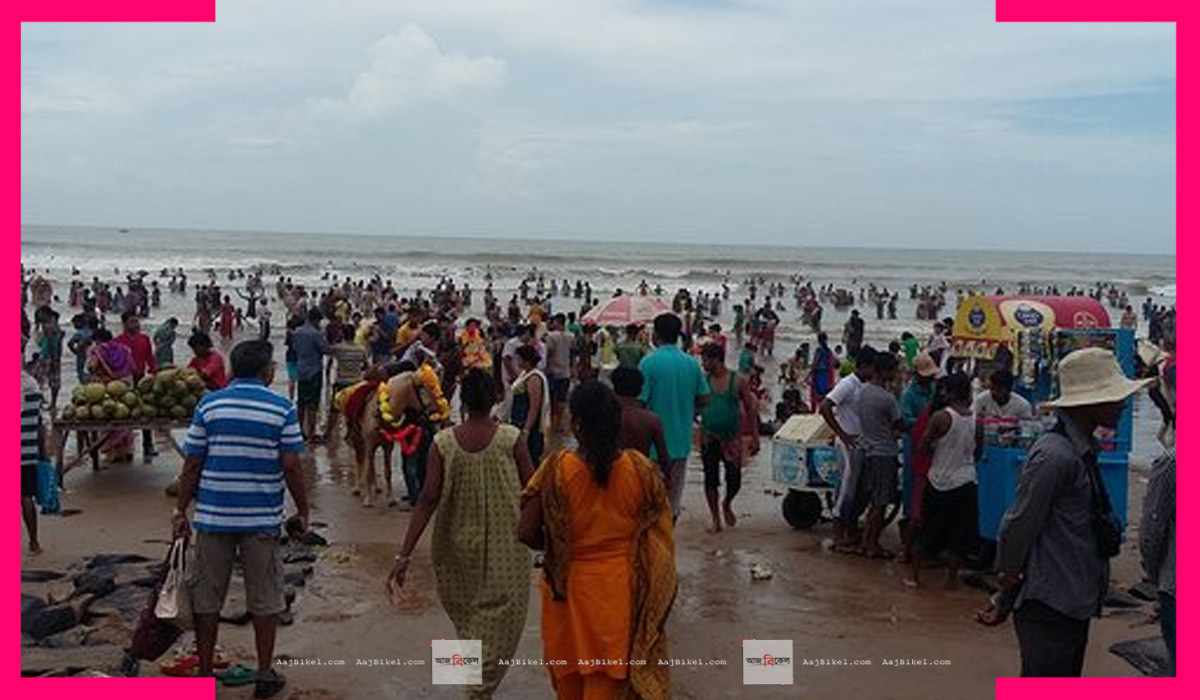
[23,399,1158,698]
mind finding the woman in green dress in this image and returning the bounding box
[389,369,536,698]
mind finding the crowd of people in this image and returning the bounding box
[19,262,1177,693]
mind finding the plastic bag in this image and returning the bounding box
[154,537,193,630]
[35,459,60,514]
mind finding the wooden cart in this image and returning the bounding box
[53,418,192,480]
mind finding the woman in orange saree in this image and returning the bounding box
[520,380,676,700]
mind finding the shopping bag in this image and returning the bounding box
[154,537,193,630]
[129,544,183,660]
[35,459,60,514]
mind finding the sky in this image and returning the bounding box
[20,0,1176,254]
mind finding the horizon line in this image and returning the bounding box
[20,221,1176,259]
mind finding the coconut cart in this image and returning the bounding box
[53,368,211,479]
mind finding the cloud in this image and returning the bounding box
[21,70,127,117]
[313,24,507,119]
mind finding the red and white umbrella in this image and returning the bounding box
[582,295,672,326]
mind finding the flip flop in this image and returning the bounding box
[218,665,257,687]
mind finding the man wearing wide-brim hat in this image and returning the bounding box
[994,347,1152,677]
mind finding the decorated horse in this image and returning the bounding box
[334,364,451,508]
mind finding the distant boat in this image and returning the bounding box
[118,228,129,233]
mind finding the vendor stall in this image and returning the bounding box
[950,296,1137,542]
[53,418,192,479]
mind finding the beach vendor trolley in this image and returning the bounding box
[772,415,843,529]
[950,295,1137,554]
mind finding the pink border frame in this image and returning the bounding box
[992,4,1185,698]
[8,2,1183,698]
[11,4,217,698]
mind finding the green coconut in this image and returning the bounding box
[141,405,158,419]
[106,380,129,398]
[121,392,139,407]
[112,403,131,420]
[169,405,188,420]
[84,383,108,403]
[90,405,107,420]
[158,394,176,409]
[61,405,76,421]
[137,376,155,394]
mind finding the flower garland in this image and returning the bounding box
[417,364,452,424]
[377,365,451,429]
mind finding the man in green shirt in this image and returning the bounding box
[639,314,710,520]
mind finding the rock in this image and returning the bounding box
[88,553,152,569]
[21,644,125,677]
[46,580,77,606]
[111,563,160,589]
[282,544,317,564]
[1129,580,1159,602]
[26,603,84,640]
[1110,636,1172,677]
[299,531,329,547]
[84,616,134,647]
[90,585,151,624]
[1105,589,1143,609]
[22,594,46,633]
[39,626,89,649]
[73,568,116,598]
[22,569,66,583]
[220,587,251,626]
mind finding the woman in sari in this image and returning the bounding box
[389,369,535,699]
[85,329,135,462]
[520,381,677,700]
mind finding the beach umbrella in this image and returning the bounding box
[582,295,672,326]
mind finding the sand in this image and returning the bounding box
[22,415,1160,698]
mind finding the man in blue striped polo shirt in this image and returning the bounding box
[174,340,307,697]
[22,354,44,555]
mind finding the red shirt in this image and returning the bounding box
[117,332,157,378]
[189,351,228,390]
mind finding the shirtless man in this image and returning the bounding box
[611,367,670,479]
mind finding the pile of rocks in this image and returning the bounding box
[20,537,324,677]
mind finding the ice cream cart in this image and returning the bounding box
[772,414,903,529]
[950,296,1136,547]
[772,415,841,528]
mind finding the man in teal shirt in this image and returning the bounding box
[640,313,710,520]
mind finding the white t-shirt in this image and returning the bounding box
[972,391,1033,421]
[825,373,864,437]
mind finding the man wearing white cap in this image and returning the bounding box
[994,348,1152,677]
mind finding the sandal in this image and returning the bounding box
[160,652,230,676]
[218,664,257,688]
[254,670,287,699]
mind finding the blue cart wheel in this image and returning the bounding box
[783,490,822,529]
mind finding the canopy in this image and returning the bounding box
[952,295,1111,358]
[581,294,672,326]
